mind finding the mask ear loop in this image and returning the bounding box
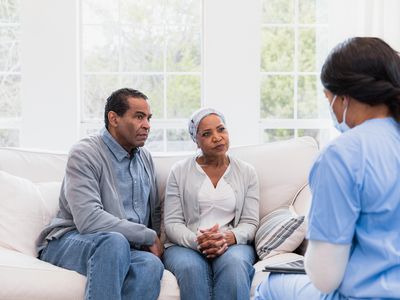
[330,95,338,108]
[342,96,349,125]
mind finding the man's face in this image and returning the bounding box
[110,97,152,152]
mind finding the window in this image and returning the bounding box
[81,0,202,152]
[0,0,21,147]
[260,0,331,145]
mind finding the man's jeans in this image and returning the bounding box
[163,244,255,300]
[40,230,164,300]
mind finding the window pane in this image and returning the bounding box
[299,0,316,24]
[81,0,118,24]
[165,0,201,25]
[83,74,119,120]
[299,28,316,72]
[0,74,20,118]
[166,25,201,72]
[167,128,195,152]
[262,0,294,24]
[298,75,318,118]
[83,25,119,72]
[120,0,164,25]
[316,26,329,69]
[298,128,329,147]
[0,26,19,72]
[81,1,202,152]
[85,127,102,135]
[261,27,294,72]
[263,129,294,143]
[261,75,294,118]
[147,129,164,152]
[120,75,164,119]
[0,128,18,147]
[0,0,19,23]
[167,75,201,118]
[120,25,164,72]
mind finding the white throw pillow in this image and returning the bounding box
[255,207,306,260]
[0,171,61,257]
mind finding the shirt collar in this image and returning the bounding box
[101,127,139,162]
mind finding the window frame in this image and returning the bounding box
[260,0,332,144]
[79,0,203,153]
[0,7,21,147]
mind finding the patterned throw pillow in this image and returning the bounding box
[255,207,306,260]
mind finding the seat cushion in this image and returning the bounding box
[0,247,86,300]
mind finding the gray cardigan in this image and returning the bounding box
[37,134,160,252]
[164,155,259,250]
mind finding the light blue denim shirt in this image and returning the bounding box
[101,128,150,226]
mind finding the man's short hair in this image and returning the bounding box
[104,88,148,129]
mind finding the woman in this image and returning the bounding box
[163,108,259,300]
[255,37,400,299]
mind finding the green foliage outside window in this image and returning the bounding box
[261,0,327,145]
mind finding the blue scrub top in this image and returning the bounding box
[307,117,400,299]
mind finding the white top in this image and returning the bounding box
[195,163,236,231]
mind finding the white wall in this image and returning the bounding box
[20,0,79,151]
[203,0,261,146]
[327,0,400,51]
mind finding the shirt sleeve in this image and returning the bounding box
[164,167,198,250]
[307,141,361,244]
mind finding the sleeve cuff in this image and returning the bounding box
[143,229,157,245]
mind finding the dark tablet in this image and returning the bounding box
[263,259,306,274]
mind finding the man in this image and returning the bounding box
[37,88,164,300]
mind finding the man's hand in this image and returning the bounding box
[148,236,164,258]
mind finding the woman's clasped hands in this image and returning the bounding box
[196,224,236,259]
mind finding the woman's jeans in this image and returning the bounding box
[163,244,256,300]
[40,230,164,300]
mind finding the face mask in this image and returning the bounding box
[329,95,350,133]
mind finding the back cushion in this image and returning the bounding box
[152,137,318,220]
[0,148,67,183]
[215,137,318,218]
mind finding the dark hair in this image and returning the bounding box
[321,37,400,121]
[104,88,148,128]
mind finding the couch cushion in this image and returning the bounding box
[0,147,67,182]
[226,137,318,218]
[0,171,61,257]
[255,207,306,260]
[0,246,85,300]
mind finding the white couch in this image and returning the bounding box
[0,136,318,300]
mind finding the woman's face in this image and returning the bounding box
[196,114,229,156]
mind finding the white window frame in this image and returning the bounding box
[260,0,333,144]
[79,0,203,152]
[0,16,21,145]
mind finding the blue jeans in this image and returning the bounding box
[254,273,344,300]
[163,244,255,300]
[40,230,164,300]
